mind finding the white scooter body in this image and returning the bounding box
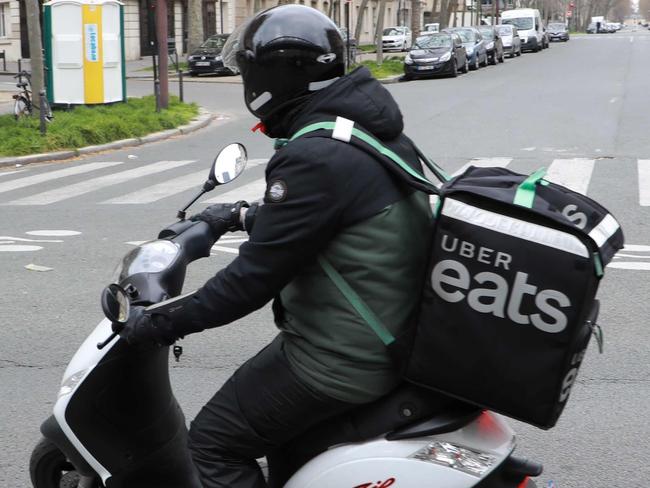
[53,317,522,488]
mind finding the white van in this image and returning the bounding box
[501,8,544,52]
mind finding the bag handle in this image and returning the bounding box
[514,167,547,208]
[317,255,395,346]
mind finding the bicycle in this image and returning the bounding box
[13,71,53,121]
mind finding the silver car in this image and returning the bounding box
[496,24,522,58]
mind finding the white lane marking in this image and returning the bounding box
[453,157,512,176]
[102,159,267,204]
[25,230,81,237]
[622,244,650,252]
[6,160,196,205]
[203,178,267,204]
[0,162,123,195]
[630,36,634,43]
[0,170,26,177]
[609,262,650,270]
[102,168,203,204]
[638,160,650,206]
[211,245,240,255]
[521,147,536,152]
[0,245,43,252]
[609,97,618,103]
[0,236,63,243]
[615,253,650,259]
[544,159,595,195]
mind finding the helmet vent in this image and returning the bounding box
[316,53,337,64]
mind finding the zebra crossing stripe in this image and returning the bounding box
[6,160,197,205]
[0,162,124,195]
[203,178,268,204]
[544,158,595,195]
[638,160,650,206]
[452,157,513,177]
[102,169,204,204]
[0,169,26,177]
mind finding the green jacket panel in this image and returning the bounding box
[278,191,432,403]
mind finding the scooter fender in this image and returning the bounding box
[53,319,119,483]
[285,412,515,488]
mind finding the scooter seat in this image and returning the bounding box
[267,383,480,484]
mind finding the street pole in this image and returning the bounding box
[346,0,351,69]
[220,0,224,34]
[156,0,169,109]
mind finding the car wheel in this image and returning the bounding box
[481,53,489,67]
[461,57,469,73]
[450,60,458,78]
[490,52,497,65]
[189,72,198,77]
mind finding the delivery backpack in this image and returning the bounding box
[286,116,625,429]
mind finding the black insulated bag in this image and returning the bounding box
[405,166,624,429]
[287,117,624,430]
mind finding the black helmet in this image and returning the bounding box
[222,5,345,119]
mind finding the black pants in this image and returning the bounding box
[187,336,356,488]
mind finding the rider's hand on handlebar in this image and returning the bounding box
[190,201,249,237]
[114,306,178,347]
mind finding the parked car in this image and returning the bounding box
[382,26,412,51]
[187,34,236,76]
[586,22,597,34]
[445,27,488,70]
[547,22,570,41]
[403,32,468,79]
[477,26,505,64]
[496,24,522,57]
[501,8,544,52]
[423,23,440,33]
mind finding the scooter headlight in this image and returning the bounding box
[58,369,88,398]
[410,441,498,476]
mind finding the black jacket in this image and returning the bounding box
[181,67,425,338]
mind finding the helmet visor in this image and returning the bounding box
[222,20,251,72]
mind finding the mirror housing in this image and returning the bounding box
[101,284,131,325]
[209,143,248,185]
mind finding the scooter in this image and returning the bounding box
[30,143,544,488]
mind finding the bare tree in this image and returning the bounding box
[25,0,44,108]
[187,0,204,55]
[411,0,421,41]
[375,0,387,65]
[355,0,371,42]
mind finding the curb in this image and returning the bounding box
[0,108,219,168]
[379,75,404,85]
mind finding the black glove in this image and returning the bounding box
[191,201,249,238]
[115,306,178,346]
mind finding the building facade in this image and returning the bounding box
[0,0,413,63]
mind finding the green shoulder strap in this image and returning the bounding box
[317,255,395,346]
[289,118,447,191]
[514,167,547,208]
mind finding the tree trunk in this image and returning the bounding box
[187,0,204,55]
[375,0,387,65]
[439,0,450,28]
[411,0,421,42]
[354,0,370,43]
[25,0,44,108]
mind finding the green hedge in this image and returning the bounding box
[0,96,199,157]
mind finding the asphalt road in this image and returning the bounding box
[2,29,650,487]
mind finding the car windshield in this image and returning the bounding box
[200,36,228,50]
[503,17,534,30]
[384,28,405,36]
[480,29,495,40]
[548,24,566,31]
[415,34,451,48]
[497,25,513,35]
[456,30,476,42]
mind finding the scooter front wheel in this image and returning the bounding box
[30,437,100,488]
